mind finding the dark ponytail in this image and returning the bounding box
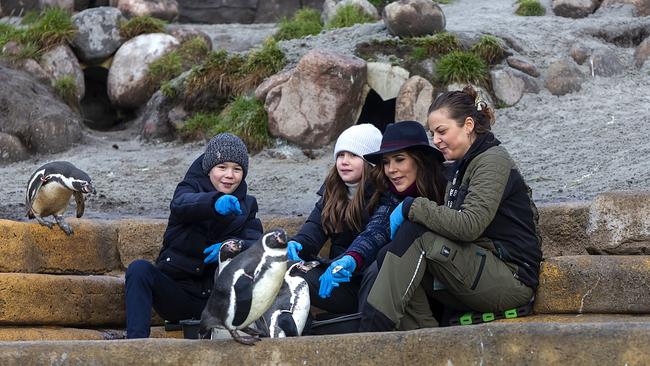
[428,85,495,134]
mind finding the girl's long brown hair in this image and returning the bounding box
[321,162,377,234]
[368,147,446,209]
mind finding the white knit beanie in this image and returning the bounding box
[334,124,383,164]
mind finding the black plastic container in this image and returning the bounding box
[179,319,201,339]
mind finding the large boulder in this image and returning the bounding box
[394,75,433,125]
[0,132,29,164]
[366,62,409,101]
[322,0,379,24]
[107,33,180,109]
[383,0,445,37]
[490,66,526,106]
[177,0,257,24]
[254,0,300,23]
[544,58,585,96]
[599,0,650,16]
[116,0,179,21]
[265,49,367,148]
[0,0,39,15]
[552,0,602,18]
[39,44,86,102]
[591,48,624,76]
[71,7,126,65]
[0,65,82,162]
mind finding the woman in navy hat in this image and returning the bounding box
[316,121,447,321]
[359,85,541,332]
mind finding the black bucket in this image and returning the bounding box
[179,319,201,339]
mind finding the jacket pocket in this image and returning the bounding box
[470,251,486,290]
[157,249,204,280]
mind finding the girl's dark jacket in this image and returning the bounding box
[292,183,378,264]
[155,154,263,298]
[402,132,542,289]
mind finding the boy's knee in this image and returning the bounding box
[126,259,155,280]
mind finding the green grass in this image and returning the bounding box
[275,8,323,41]
[180,96,270,152]
[434,0,453,4]
[436,50,488,85]
[177,36,210,68]
[23,7,76,51]
[470,35,506,65]
[146,36,212,89]
[53,75,78,108]
[0,23,20,49]
[327,4,376,29]
[516,0,545,16]
[119,16,166,40]
[160,80,177,98]
[407,32,463,58]
[241,37,286,80]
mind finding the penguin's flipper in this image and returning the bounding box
[73,191,85,218]
[26,173,47,217]
[54,215,74,236]
[232,274,253,327]
[277,311,299,337]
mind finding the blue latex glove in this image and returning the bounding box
[214,195,242,216]
[287,240,303,261]
[203,242,222,264]
[318,255,356,298]
[390,202,405,240]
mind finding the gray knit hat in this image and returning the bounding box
[202,133,249,177]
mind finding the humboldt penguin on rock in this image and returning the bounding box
[25,161,96,236]
[255,260,319,338]
[199,229,288,345]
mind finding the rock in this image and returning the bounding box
[116,219,165,268]
[254,69,294,102]
[490,66,525,106]
[0,132,28,164]
[552,0,601,18]
[590,48,624,77]
[383,0,445,37]
[569,43,592,65]
[366,62,409,101]
[544,58,585,96]
[0,65,82,156]
[265,49,367,148]
[506,56,540,77]
[107,33,180,109]
[254,0,300,23]
[138,70,190,141]
[394,75,433,125]
[39,44,86,101]
[166,27,212,52]
[39,0,74,11]
[585,191,650,255]
[599,0,650,16]
[71,7,126,65]
[0,0,39,15]
[322,0,379,25]
[117,0,179,21]
[177,0,257,24]
[634,36,650,68]
[19,59,50,83]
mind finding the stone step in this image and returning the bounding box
[1,191,648,274]
[534,255,650,314]
[0,326,180,341]
[0,322,648,365]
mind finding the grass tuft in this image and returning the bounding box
[53,75,78,108]
[274,8,323,41]
[515,0,545,16]
[327,4,377,29]
[470,35,506,65]
[436,50,488,86]
[119,16,166,40]
[23,7,76,51]
[407,32,462,59]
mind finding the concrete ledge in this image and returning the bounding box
[0,273,125,326]
[0,327,124,341]
[535,256,650,314]
[0,323,650,365]
[496,313,650,324]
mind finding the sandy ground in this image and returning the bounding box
[1,0,649,222]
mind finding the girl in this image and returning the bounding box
[359,86,542,332]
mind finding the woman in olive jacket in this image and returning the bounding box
[359,86,542,332]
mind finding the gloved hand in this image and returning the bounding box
[214,195,242,216]
[318,255,356,298]
[390,202,405,240]
[203,242,222,264]
[287,240,303,261]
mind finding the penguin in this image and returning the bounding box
[199,229,288,345]
[217,238,243,275]
[25,161,96,236]
[254,260,319,338]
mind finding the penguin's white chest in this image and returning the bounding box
[32,184,73,216]
[239,260,286,329]
[285,275,310,335]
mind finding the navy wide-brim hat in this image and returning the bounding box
[363,121,444,165]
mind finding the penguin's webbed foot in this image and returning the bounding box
[229,329,260,346]
[241,326,262,337]
[35,216,54,229]
[54,215,74,236]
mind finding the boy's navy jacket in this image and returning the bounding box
[155,154,263,298]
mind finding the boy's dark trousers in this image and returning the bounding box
[125,259,207,338]
[300,266,362,315]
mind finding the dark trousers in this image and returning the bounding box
[300,266,361,315]
[125,259,207,338]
